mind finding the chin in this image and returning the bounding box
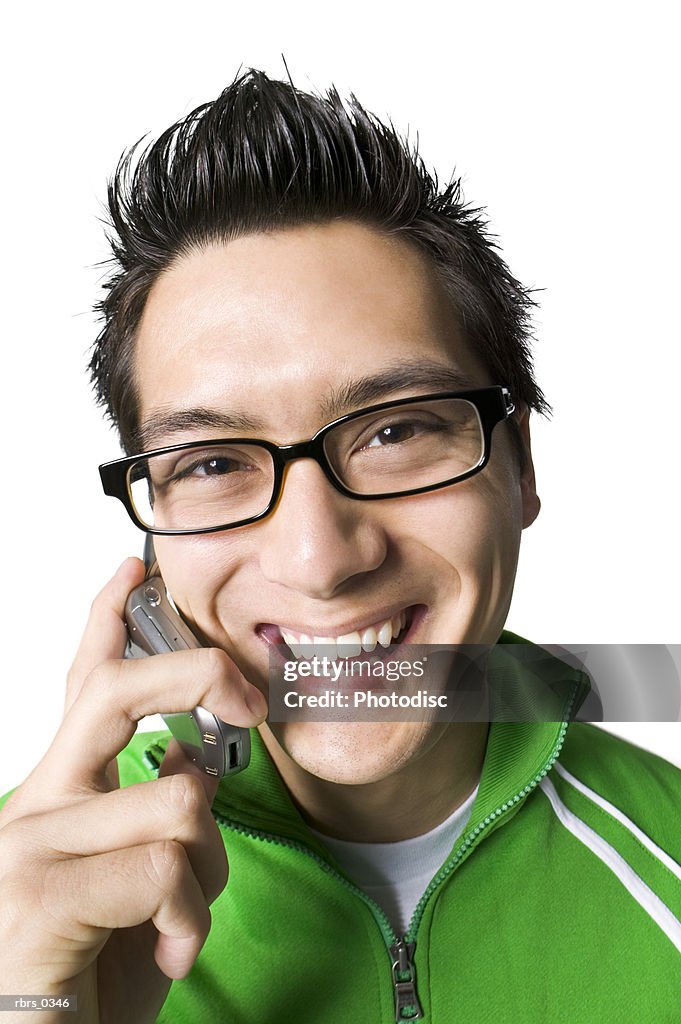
[268,720,436,786]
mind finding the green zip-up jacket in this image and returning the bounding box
[113,650,681,1023]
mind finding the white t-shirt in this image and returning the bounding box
[310,785,479,935]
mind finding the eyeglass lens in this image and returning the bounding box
[127,397,485,531]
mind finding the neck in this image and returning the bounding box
[257,721,490,842]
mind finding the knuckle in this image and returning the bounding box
[89,583,111,618]
[0,816,37,874]
[197,646,231,680]
[164,773,204,817]
[82,659,114,695]
[0,854,50,932]
[81,659,125,704]
[0,787,28,829]
[146,839,188,892]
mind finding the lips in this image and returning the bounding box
[257,605,423,663]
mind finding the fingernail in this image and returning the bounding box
[246,685,268,721]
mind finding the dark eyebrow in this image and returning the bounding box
[136,359,480,451]
[136,408,267,451]
[318,359,480,421]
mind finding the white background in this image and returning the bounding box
[1,1,679,793]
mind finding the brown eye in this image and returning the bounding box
[192,456,239,476]
[366,423,418,446]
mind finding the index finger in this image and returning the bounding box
[33,646,265,797]
[65,556,146,713]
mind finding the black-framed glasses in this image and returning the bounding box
[99,387,515,536]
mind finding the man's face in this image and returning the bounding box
[134,222,539,785]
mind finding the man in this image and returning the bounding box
[0,71,679,1023]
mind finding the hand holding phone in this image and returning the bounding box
[0,558,265,1022]
[125,576,251,778]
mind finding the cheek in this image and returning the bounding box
[154,533,246,620]
[393,468,522,573]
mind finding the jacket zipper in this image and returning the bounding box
[203,683,580,1022]
[390,939,422,1020]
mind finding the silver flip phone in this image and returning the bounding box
[125,539,251,779]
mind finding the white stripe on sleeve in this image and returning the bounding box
[539,775,681,954]
[553,760,681,883]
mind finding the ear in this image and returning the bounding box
[515,403,541,529]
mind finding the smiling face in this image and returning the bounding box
[134,221,539,787]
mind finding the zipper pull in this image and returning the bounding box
[390,939,423,1021]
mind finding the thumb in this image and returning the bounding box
[158,739,221,805]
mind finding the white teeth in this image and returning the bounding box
[361,626,378,652]
[299,633,316,659]
[336,631,362,656]
[377,621,393,648]
[281,610,408,659]
[281,632,303,658]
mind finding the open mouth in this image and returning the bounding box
[261,605,424,666]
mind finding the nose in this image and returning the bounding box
[257,458,388,599]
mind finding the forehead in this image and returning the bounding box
[134,221,490,445]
